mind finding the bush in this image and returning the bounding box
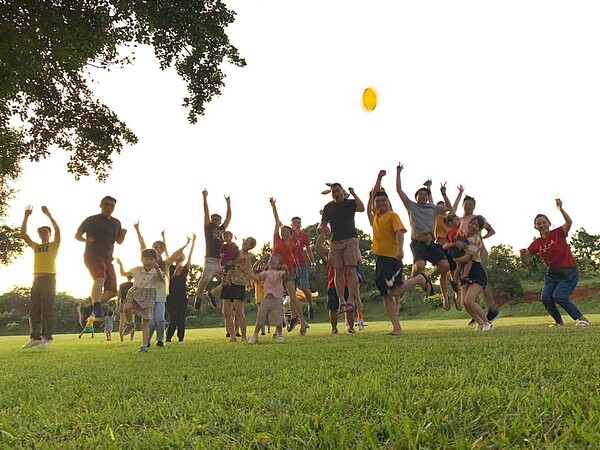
[423,293,444,309]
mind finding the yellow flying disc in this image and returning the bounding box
[362,87,377,111]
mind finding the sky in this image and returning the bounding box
[2,1,599,297]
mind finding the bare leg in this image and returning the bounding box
[383,295,402,335]
[233,300,247,342]
[222,300,237,342]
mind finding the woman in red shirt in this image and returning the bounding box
[520,198,590,327]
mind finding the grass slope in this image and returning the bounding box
[1,315,599,449]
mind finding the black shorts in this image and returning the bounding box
[375,256,404,296]
[221,284,246,301]
[411,241,447,266]
[464,262,487,288]
[327,286,349,311]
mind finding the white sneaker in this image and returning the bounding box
[358,321,365,331]
[483,322,495,331]
[248,336,258,345]
[276,335,285,343]
[576,320,590,327]
[22,339,43,349]
[178,340,186,344]
[38,338,52,349]
[164,341,172,346]
[548,322,563,327]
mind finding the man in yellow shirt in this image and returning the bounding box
[21,205,60,349]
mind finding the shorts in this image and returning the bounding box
[327,286,349,311]
[329,237,361,269]
[84,255,117,293]
[255,295,285,327]
[464,261,487,288]
[221,283,246,302]
[446,247,465,271]
[83,326,94,333]
[410,241,447,266]
[375,256,404,297]
[126,287,156,320]
[297,266,310,290]
[200,257,222,284]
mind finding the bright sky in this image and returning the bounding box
[1,1,599,297]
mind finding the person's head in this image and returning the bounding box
[374,191,391,213]
[152,241,165,256]
[281,225,293,240]
[242,237,257,251]
[37,226,52,243]
[175,253,186,264]
[330,183,345,203]
[462,195,476,214]
[533,214,551,236]
[467,215,485,235]
[268,254,282,270]
[414,187,429,204]
[291,217,302,231]
[223,230,233,243]
[210,214,222,226]
[141,248,158,268]
[99,196,117,217]
[445,214,461,228]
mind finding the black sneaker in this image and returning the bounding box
[193,297,202,310]
[235,332,241,337]
[225,332,230,338]
[156,341,164,347]
[486,309,501,322]
[287,317,300,333]
[206,290,218,308]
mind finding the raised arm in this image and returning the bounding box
[270,197,281,236]
[161,229,169,258]
[42,206,61,244]
[366,190,374,226]
[133,221,146,251]
[349,187,365,212]
[222,195,232,230]
[21,206,36,247]
[114,258,130,278]
[424,179,433,204]
[202,189,210,226]
[395,162,410,207]
[185,233,197,269]
[556,198,572,235]
[164,236,192,266]
[450,185,465,215]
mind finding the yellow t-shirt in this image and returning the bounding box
[32,241,59,275]
[372,211,406,258]
[85,316,95,327]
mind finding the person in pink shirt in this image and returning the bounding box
[246,255,287,344]
[519,198,591,327]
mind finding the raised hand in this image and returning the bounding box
[24,205,33,218]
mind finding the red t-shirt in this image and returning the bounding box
[293,231,310,266]
[527,227,576,268]
[446,226,466,243]
[273,234,298,271]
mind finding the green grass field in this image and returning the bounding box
[1,311,600,449]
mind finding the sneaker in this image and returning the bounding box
[260,331,266,336]
[331,328,339,334]
[483,322,495,331]
[486,309,501,322]
[226,332,230,338]
[348,328,356,334]
[38,338,52,348]
[276,335,285,343]
[122,321,135,335]
[178,340,186,344]
[164,341,172,346]
[549,322,563,327]
[156,341,164,347]
[235,333,241,337]
[576,319,590,327]
[205,290,218,308]
[248,336,258,345]
[358,320,365,331]
[22,339,42,349]
[287,317,300,333]
[138,345,148,353]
